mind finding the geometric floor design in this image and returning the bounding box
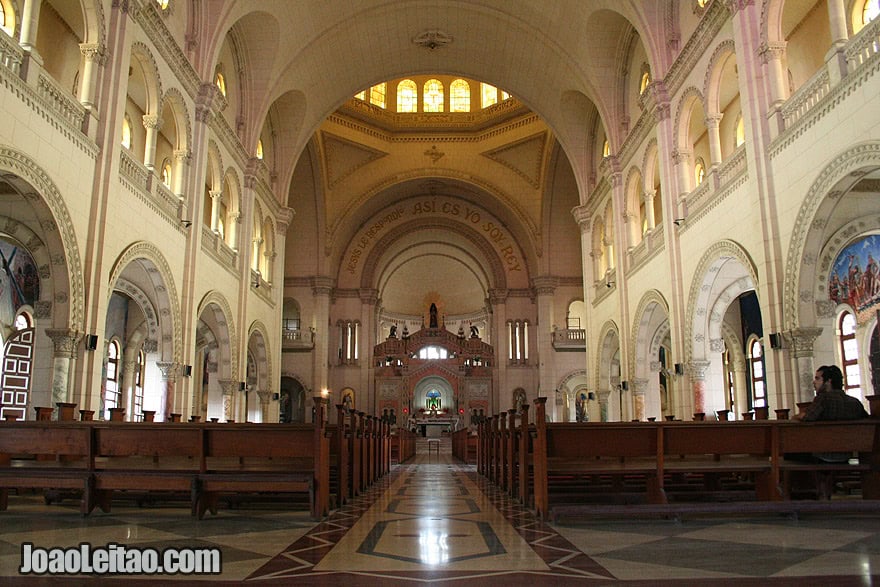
[2,449,880,585]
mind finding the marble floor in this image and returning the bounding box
[1,447,879,585]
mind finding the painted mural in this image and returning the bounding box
[0,239,40,328]
[829,234,880,321]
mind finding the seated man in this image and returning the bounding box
[792,365,868,463]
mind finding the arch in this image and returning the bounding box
[107,242,181,365]
[685,240,760,364]
[673,86,705,150]
[160,87,192,152]
[784,141,880,329]
[129,42,163,116]
[113,277,161,344]
[196,290,238,382]
[596,320,621,392]
[702,39,737,114]
[0,147,83,330]
[247,319,272,393]
[630,290,670,420]
[205,141,224,189]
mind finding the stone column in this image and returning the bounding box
[673,148,693,202]
[572,204,598,399]
[19,0,42,55]
[688,360,711,415]
[533,276,557,419]
[218,379,236,422]
[257,390,272,423]
[121,359,136,421]
[311,277,334,418]
[210,190,222,234]
[643,190,656,231]
[597,390,610,422]
[77,43,102,111]
[251,236,263,273]
[759,41,788,133]
[155,362,178,421]
[229,211,241,251]
[705,114,724,167]
[733,359,749,417]
[359,288,379,414]
[44,329,80,407]
[172,149,190,201]
[632,378,648,421]
[825,0,849,83]
[488,288,508,417]
[142,115,163,171]
[784,327,823,403]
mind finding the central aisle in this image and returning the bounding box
[248,450,614,584]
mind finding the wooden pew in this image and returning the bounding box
[90,423,203,514]
[778,420,880,499]
[0,422,94,514]
[328,404,351,507]
[198,413,329,520]
[531,398,664,520]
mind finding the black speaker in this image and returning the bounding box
[85,334,98,351]
[272,393,280,401]
[769,333,782,349]
[182,365,193,377]
[239,382,247,391]
[621,381,629,391]
[674,363,684,376]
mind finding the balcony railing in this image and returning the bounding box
[282,328,315,352]
[552,328,586,351]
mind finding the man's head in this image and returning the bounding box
[814,365,844,393]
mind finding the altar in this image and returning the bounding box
[411,416,460,437]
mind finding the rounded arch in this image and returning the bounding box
[160,87,192,152]
[247,319,272,392]
[784,141,880,329]
[596,319,621,391]
[702,39,737,114]
[630,291,671,420]
[205,141,224,189]
[107,242,181,365]
[129,42,163,116]
[685,239,759,363]
[196,290,238,382]
[81,0,106,47]
[0,148,83,330]
[673,86,705,150]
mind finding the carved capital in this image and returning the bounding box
[688,360,712,380]
[784,327,824,359]
[571,205,591,231]
[79,43,103,62]
[218,379,237,395]
[759,41,787,63]
[45,328,82,358]
[173,149,191,163]
[709,338,726,352]
[359,288,379,305]
[142,114,163,130]
[531,276,557,296]
[156,361,179,382]
[704,114,724,129]
[632,378,649,394]
[672,149,692,166]
[488,288,509,304]
[642,189,656,203]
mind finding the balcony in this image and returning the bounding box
[552,328,586,352]
[281,328,315,352]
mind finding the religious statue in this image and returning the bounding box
[470,324,479,338]
[389,324,397,338]
[429,303,438,328]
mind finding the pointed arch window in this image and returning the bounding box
[450,79,470,112]
[694,158,706,185]
[865,0,880,24]
[734,113,745,148]
[602,139,610,158]
[214,72,226,97]
[104,340,121,420]
[121,114,132,149]
[133,349,145,421]
[423,79,444,112]
[508,320,529,363]
[748,338,766,408]
[639,71,652,95]
[339,320,360,364]
[397,79,417,112]
[161,159,172,188]
[256,139,264,160]
[370,83,387,109]
[839,312,861,394]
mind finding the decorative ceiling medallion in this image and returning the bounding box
[412,29,453,51]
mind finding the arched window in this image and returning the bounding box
[14,312,32,330]
[602,139,610,158]
[397,79,417,112]
[256,139,264,160]
[0,1,11,36]
[865,0,880,24]
[507,320,529,363]
[423,79,444,112]
[354,90,366,101]
[214,71,226,97]
[339,320,360,363]
[839,312,861,394]
[121,114,132,149]
[418,345,448,360]
[156,0,169,9]
[161,159,172,188]
[370,83,386,109]
[639,71,652,95]
[133,349,145,421]
[734,113,745,148]
[694,157,706,185]
[748,338,766,408]
[481,83,498,108]
[104,340,121,420]
[450,79,470,112]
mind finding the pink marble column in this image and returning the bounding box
[689,360,711,414]
[156,362,179,422]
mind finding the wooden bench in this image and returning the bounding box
[0,422,94,514]
[90,423,203,515]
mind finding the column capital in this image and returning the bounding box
[257,390,272,404]
[688,360,712,380]
[571,204,591,231]
[79,43,104,63]
[156,361,179,382]
[218,379,237,395]
[759,41,787,63]
[44,328,82,358]
[642,189,656,203]
[209,189,223,201]
[142,114,163,130]
[173,149,191,162]
[704,113,724,129]
[488,288,509,304]
[784,326,824,358]
[672,149,692,165]
[311,276,335,297]
[531,276,557,296]
[359,288,379,305]
[632,378,649,394]
[724,0,755,15]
